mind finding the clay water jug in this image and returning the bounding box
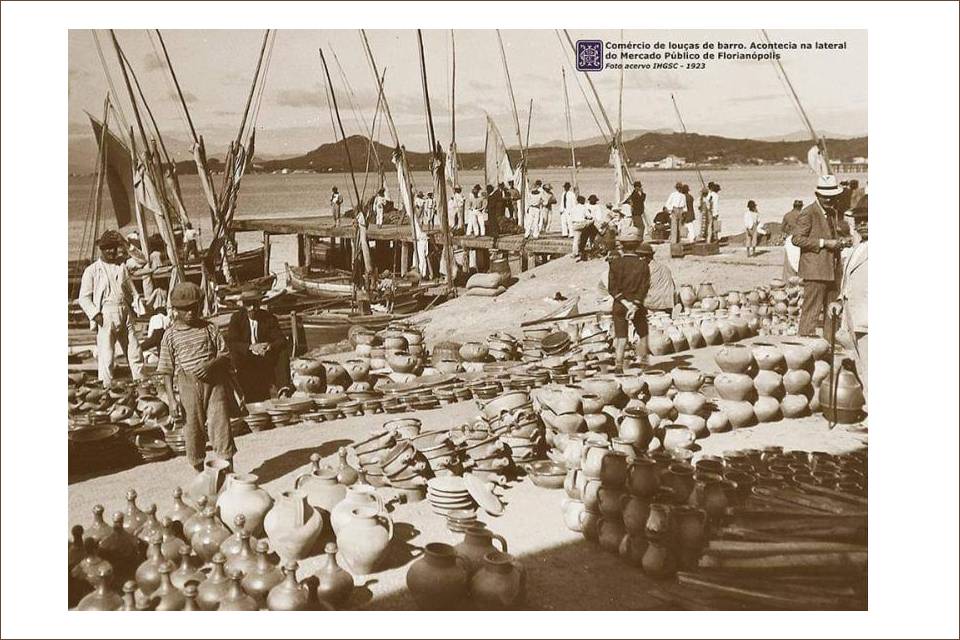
[136,504,163,544]
[169,546,203,591]
[616,407,653,448]
[330,482,385,536]
[72,537,111,590]
[223,530,258,578]
[120,581,137,611]
[336,447,360,486]
[819,362,866,424]
[241,540,283,607]
[122,489,148,535]
[267,562,311,611]
[621,494,652,535]
[197,553,231,611]
[405,542,469,610]
[471,551,526,609]
[220,514,255,558]
[697,479,732,520]
[662,463,696,503]
[626,457,660,497]
[455,524,509,575]
[264,490,323,562]
[673,506,708,551]
[75,565,122,611]
[645,503,674,538]
[314,542,354,608]
[296,454,347,516]
[185,458,232,509]
[85,504,113,543]
[99,513,140,583]
[619,533,649,567]
[134,535,165,596]
[152,562,185,611]
[185,506,226,562]
[641,538,677,578]
[337,505,393,575]
[68,525,86,571]
[218,570,258,611]
[218,473,274,536]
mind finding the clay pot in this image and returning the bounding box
[716,320,739,344]
[715,345,755,374]
[291,358,325,377]
[672,391,708,417]
[99,513,140,583]
[656,423,695,451]
[555,386,583,414]
[459,342,489,363]
[406,542,469,610]
[217,473,273,536]
[293,374,326,394]
[560,498,589,532]
[622,494,652,535]
[383,334,409,351]
[614,374,646,400]
[753,396,783,423]
[584,412,611,434]
[679,284,697,309]
[619,533,649,567]
[189,507,231,563]
[751,343,787,373]
[818,366,866,423]
[151,562,186,611]
[698,479,735,520]
[434,359,461,374]
[197,553,231,610]
[75,564,123,611]
[134,536,165,597]
[626,458,660,497]
[783,369,813,394]
[646,396,677,421]
[811,359,832,388]
[809,337,832,362]
[267,562,311,611]
[717,400,757,429]
[673,506,708,553]
[337,506,393,575]
[781,341,815,372]
[642,539,676,578]
[780,394,811,419]
[667,326,689,352]
[471,551,526,609]
[581,446,628,485]
[598,517,627,554]
[714,373,757,402]
[675,413,708,439]
[697,282,718,299]
[343,359,371,383]
[648,329,673,356]
[616,407,654,448]
[455,524,509,575]
[553,412,586,435]
[386,351,420,374]
[671,367,704,393]
[218,570,258,611]
[185,458,231,509]
[753,370,785,398]
[263,490,323,562]
[241,540,283,606]
[662,463,696,503]
[642,371,674,397]
[706,410,731,433]
[314,542,354,608]
[167,487,195,525]
[296,454,347,516]
[579,378,622,407]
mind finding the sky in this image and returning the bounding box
[68,29,866,172]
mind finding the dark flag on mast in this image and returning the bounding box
[88,114,134,228]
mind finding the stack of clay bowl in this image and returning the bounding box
[780,339,832,418]
[520,325,552,362]
[558,440,633,553]
[459,342,490,372]
[540,331,572,358]
[427,476,477,517]
[243,403,274,432]
[408,430,459,476]
[486,332,520,361]
[641,369,730,439]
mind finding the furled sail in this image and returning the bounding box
[609,143,631,206]
[484,115,515,187]
[88,114,134,228]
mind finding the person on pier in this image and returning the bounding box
[682,184,696,240]
[505,179,520,220]
[227,290,294,402]
[540,183,557,234]
[705,181,721,242]
[330,187,343,225]
[623,181,647,238]
[781,199,804,279]
[744,200,761,257]
[158,282,236,473]
[608,229,652,371]
[665,182,686,244]
[568,195,595,261]
[465,184,484,236]
[524,180,545,239]
[77,229,145,386]
[487,184,506,240]
[373,187,388,227]
[450,185,466,231]
[560,181,577,238]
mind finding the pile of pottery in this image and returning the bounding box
[485,332,520,361]
[535,374,647,445]
[674,279,804,340]
[406,525,525,609]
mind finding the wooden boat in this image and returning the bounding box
[285,264,355,298]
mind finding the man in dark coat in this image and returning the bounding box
[227,290,293,401]
[608,229,652,370]
[792,176,851,337]
[623,181,647,238]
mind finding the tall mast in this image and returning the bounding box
[561,67,578,191]
[89,95,111,264]
[670,93,706,189]
[495,30,527,226]
[448,29,460,189]
[416,30,454,291]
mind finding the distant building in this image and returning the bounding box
[658,155,686,169]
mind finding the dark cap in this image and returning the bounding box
[170,282,203,309]
[97,230,125,250]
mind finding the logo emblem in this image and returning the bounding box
[576,40,604,72]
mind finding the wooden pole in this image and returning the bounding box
[495,30,527,227]
[670,93,706,189]
[561,67,578,192]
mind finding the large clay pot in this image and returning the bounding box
[781,341,815,372]
[471,551,525,609]
[675,413,708,439]
[783,369,813,394]
[818,365,866,423]
[642,371,674,397]
[716,320,739,344]
[646,396,676,422]
[614,375,646,400]
[808,337,832,362]
[406,542,469,610]
[648,328,673,356]
[666,326,689,352]
[263,490,323,562]
[656,423,695,451]
[717,400,756,429]
[706,409,731,433]
[314,542,355,608]
[673,391,707,417]
[671,367,704,393]
[626,457,660,497]
[455,524,509,575]
[217,473,273,536]
[336,505,393,575]
[699,319,722,344]
[295,455,346,516]
[811,359,832,388]
[185,458,231,509]
[382,334,409,351]
[715,345,754,374]
[751,343,787,373]
[386,350,419,374]
[781,394,811,418]
[679,284,697,309]
[621,494,652,535]
[753,396,782,423]
[459,342,490,363]
[330,483,386,536]
[579,378,621,407]
[616,407,654,448]
[714,373,757,402]
[753,370,785,398]
[681,325,706,349]
[642,539,677,579]
[291,358,325,377]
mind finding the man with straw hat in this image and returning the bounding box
[227,289,294,402]
[792,174,852,337]
[77,229,145,386]
[158,281,236,472]
[608,228,652,370]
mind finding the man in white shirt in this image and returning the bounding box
[330,187,344,224]
[540,183,557,234]
[77,230,145,385]
[559,181,577,237]
[450,185,466,230]
[705,181,721,242]
[743,199,760,257]
[664,182,686,244]
[524,180,545,239]
[568,195,594,261]
[373,187,388,227]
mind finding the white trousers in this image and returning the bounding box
[375,209,384,225]
[466,208,480,236]
[559,211,570,237]
[540,206,552,233]
[96,305,144,385]
[524,207,541,239]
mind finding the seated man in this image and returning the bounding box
[227,290,293,402]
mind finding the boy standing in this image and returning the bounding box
[158,282,236,472]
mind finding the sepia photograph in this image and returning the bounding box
[1,1,958,636]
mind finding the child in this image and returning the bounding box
[157,282,236,472]
[744,200,760,257]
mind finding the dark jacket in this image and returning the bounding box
[781,208,802,236]
[624,189,646,216]
[608,253,650,305]
[792,202,841,282]
[227,308,286,361]
[683,193,695,224]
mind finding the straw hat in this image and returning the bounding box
[815,175,843,197]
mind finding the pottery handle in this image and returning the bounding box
[490,532,509,554]
[373,491,386,516]
[380,514,394,542]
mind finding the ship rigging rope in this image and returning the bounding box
[91,30,132,138]
[145,29,196,146]
[553,30,608,144]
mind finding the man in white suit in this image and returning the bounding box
[77,230,145,385]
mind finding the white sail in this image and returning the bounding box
[484,115,516,187]
[807,144,829,176]
[609,144,631,205]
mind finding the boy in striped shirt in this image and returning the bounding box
[158,282,236,472]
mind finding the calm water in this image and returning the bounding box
[68,166,866,257]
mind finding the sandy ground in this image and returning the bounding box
[68,242,868,610]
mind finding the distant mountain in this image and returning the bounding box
[757,130,867,143]
[221,131,867,176]
[535,129,674,149]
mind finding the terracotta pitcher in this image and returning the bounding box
[217,473,274,536]
[454,524,509,575]
[330,482,385,536]
[296,454,347,516]
[616,407,653,448]
[185,459,231,509]
[263,490,323,562]
[625,457,660,497]
[406,542,469,610]
[336,505,393,575]
[471,551,525,609]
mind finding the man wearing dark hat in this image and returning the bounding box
[77,229,145,385]
[158,281,236,472]
[227,290,293,401]
[792,175,851,337]
[608,228,652,370]
[623,181,647,238]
